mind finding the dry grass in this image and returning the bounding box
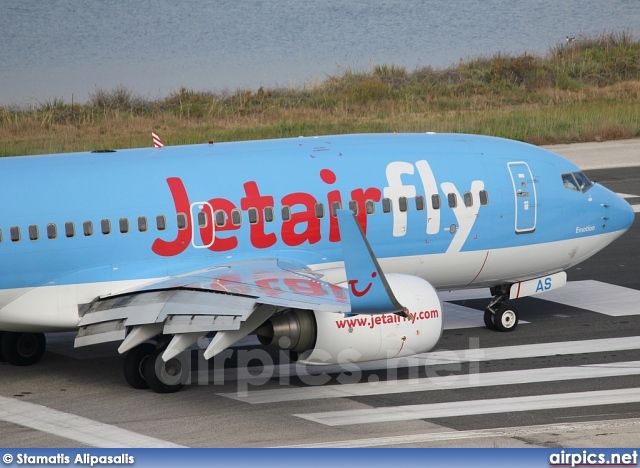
[1,32,639,156]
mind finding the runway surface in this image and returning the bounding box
[1,146,639,448]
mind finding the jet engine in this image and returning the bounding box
[255,274,443,365]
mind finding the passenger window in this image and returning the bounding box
[231,209,242,226]
[248,208,258,224]
[83,221,93,236]
[119,218,129,234]
[398,197,408,212]
[348,200,358,214]
[281,206,291,222]
[138,216,148,232]
[101,219,111,235]
[47,224,57,239]
[366,200,375,215]
[264,206,274,223]
[382,198,392,213]
[332,201,342,217]
[156,215,166,231]
[415,195,425,211]
[197,211,208,228]
[463,192,473,207]
[315,203,325,218]
[447,193,457,208]
[431,194,441,210]
[215,210,227,227]
[65,222,75,238]
[10,226,20,242]
[479,190,489,206]
[28,225,38,241]
[176,213,187,230]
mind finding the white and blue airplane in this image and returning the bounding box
[0,133,634,392]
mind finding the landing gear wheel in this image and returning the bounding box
[0,332,46,366]
[494,304,519,332]
[123,343,156,390]
[0,332,5,362]
[143,348,185,394]
[483,310,497,330]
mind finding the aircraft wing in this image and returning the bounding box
[74,211,406,361]
[74,258,350,359]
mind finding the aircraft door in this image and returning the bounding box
[507,162,537,234]
[190,201,215,248]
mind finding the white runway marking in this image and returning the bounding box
[217,335,640,390]
[220,361,640,404]
[439,280,640,320]
[278,418,640,447]
[617,193,639,199]
[0,396,185,448]
[538,280,640,316]
[295,388,640,426]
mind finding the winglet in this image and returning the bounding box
[336,209,405,315]
[152,131,164,148]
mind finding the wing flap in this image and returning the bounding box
[74,259,350,352]
[75,289,257,348]
[75,319,126,348]
[163,314,244,334]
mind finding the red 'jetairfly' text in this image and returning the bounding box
[151,169,381,257]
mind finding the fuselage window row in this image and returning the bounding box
[3,216,165,242]
[0,192,490,244]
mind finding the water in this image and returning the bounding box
[1,0,638,106]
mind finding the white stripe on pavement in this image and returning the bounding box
[220,360,640,404]
[295,388,640,426]
[538,280,640,316]
[0,396,185,448]
[215,335,640,383]
[277,418,640,447]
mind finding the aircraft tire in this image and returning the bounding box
[483,310,497,330]
[0,332,46,366]
[0,332,4,362]
[494,304,519,332]
[144,348,185,394]
[123,343,156,390]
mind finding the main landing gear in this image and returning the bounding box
[483,285,519,332]
[123,339,187,394]
[0,331,46,366]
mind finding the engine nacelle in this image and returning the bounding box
[255,273,443,365]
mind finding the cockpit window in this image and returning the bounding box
[573,171,593,192]
[562,172,593,193]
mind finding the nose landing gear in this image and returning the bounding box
[484,286,519,332]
